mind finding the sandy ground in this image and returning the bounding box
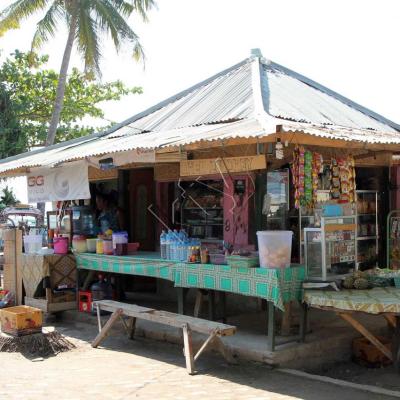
[0,320,398,400]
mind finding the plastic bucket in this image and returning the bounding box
[23,235,42,254]
[256,231,293,268]
[103,239,113,255]
[54,237,69,255]
[86,238,97,253]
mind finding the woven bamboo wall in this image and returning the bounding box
[3,228,23,305]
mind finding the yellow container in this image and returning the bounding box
[0,305,43,336]
[96,238,104,254]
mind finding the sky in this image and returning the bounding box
[0,0,399,202]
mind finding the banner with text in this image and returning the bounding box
[27,162,90,202]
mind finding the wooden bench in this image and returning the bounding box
[92,300,237,374]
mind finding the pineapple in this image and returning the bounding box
[342,276,355,289]
[353,278,369,290]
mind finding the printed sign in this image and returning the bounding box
[27,162,90,202]
[180,155,266,177]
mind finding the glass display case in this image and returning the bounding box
[265,169,289,230]
[356,190,378,269]
[180,180,224,240]
[304,216,357,280]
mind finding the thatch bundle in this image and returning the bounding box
[0,330,75,358]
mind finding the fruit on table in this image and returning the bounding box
[342,276,355,289]
[353,278,369,290]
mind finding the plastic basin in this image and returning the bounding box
[256,230,293,268]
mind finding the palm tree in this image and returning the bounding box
[0,0,155,146]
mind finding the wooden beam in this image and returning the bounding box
[182,323,195,375]
[92,308,123,348]
[194,330,218,361]
[338,312,393,361]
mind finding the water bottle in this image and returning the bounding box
[172,230,179,260]
[166,230,172,260]
[160,230,167,259]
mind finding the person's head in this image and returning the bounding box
[96,193,110,211]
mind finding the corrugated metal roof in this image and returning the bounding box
[1,50,399,175]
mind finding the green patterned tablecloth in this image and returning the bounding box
[174,263,305,311]
[75,253,177,282]
[76,253,305,311]
[304,287,400,315]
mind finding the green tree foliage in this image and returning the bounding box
[0,0,155,146]
[0,50,142,151]
[0,185,19,211]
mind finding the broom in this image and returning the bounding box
[0,329,76,358]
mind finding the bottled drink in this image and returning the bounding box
[160,230,167,259]
[166,230,172,260]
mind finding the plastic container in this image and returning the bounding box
[23,235,43,254]
[256,231,293,268]
[72,235,87,253]
[112,232,128,254]
[53,237,69,255]
[226,255,259,268]
[96,238,104,254]
[103,239,113,255]
[86,238,97,253]
[322,204,343,217]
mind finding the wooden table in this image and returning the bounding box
[304,287,400,369]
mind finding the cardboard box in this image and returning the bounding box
[0,305,43,336]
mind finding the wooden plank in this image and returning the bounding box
[96,300,236,336]
[88,166,118,181]
[384,314,397,329]
[92,308,123,348]
[154,163,180,182]
[338,312,393,361]
[180,155,266,177]
[182,324,195,375]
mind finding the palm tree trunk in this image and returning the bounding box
[45,8,78,147]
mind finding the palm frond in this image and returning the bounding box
[131,0,156,21]
[0,0,49,37]
[76,2,102,76]
[91,0,145,63]
[31,1,65,50]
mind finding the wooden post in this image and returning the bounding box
[129,317,137,340]
[3,228,23,305]
[281,302,292,336]
[393,316,400,371]
[92,308,123,348]
[267,302,276,351]
[338,313,393,361]
[194,290,203,318]
[182,323,195,374]
[299,301,308,343]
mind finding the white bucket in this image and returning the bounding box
[23,234,43,254]
[256,230,293,268]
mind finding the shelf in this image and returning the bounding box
[357,213,376,217]
[357,236,378,241]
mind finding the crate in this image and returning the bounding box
[78,291,92,313]
[226,256,259,268]
[0,305,42,337]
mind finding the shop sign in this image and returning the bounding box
[180,155,266,177]
[27,162,90,202]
